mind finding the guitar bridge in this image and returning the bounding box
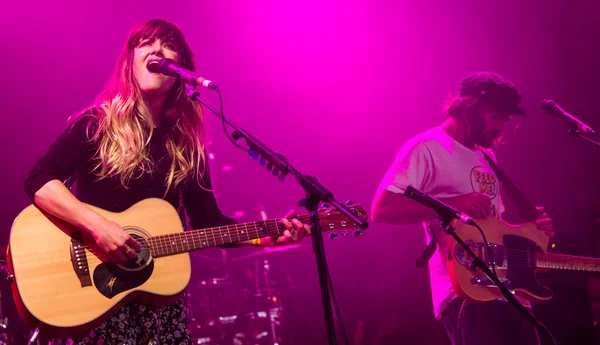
[70,233,92,287]
[470,276,512,291]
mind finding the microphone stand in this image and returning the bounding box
[438,215,556,345]
[567,125,600,148]
[185,85,368,345]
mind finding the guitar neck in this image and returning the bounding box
[535,252,600,273]
[147,215,311,257]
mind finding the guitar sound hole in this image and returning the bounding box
[118,233,152,271]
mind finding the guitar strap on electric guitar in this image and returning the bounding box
[415,150,542,268]
[481,151,541,223]
[415,224,439,268]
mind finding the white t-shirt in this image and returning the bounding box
[377,125,510,318]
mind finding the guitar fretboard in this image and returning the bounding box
[535,252,600,273]
[146,215,311,257]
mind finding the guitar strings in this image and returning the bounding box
[77,220,290,263]
[465,246,600,272]
[77,212,329,253]
[75,213,353,265]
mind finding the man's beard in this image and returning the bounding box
[470,117,500,148]
[472,129,500,148]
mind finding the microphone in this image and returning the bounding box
[404,185,476,226]
[541,99,596,136]
[147,58,217,90]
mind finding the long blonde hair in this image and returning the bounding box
[73,19,206,195]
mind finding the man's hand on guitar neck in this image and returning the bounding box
[535,206,554,238]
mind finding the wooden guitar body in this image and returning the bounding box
[447,217,552,303]
[7,198,191,338]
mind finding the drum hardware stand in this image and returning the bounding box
[0,280,7,345]
[27,327,40,345]
[4,273,39,345]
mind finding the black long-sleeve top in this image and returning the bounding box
[23,111,236,232]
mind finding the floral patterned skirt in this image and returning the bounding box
[48,294,192,345]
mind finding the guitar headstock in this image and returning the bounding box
[317,201,367,239]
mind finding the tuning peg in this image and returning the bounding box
[353,230,362,237]
[248,148,259,160]
[329,232,338,240]
[344,200,354,206]
[341,230,349,237]
[320,203,330,209]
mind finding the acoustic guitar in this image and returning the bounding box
[6,198,366,338]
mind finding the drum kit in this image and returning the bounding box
[0,244,301,345]
[187,245,301,345]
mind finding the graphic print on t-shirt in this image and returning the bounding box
[470,166,499,198]
[470,166,500,217]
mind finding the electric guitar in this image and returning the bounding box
[6,198,366,338]
[447,217,600,303]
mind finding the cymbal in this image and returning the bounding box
[210,244,302,269]
[190,252,223,263]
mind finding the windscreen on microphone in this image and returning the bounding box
[147,58,177,75]
[541,98,596,135]
[540,99,559,115]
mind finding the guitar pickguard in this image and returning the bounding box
[93,261,154,298]
[504,234,553,299]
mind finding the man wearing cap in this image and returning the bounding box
[370,72,553,345]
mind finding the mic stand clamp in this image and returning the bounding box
[438,215,556,345]
[567,125,600,148]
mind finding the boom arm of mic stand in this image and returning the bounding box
[295,174,368,230]
[185,85,369,345]
[185,86,368,230]
[186,86,291,180]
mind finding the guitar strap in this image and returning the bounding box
[415,149,541,268]
[415,224,439,268]
[480,151,541,223]
[177,184,188,230]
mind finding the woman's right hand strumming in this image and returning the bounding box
[90,217,142,263]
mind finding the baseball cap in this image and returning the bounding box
[459,72,525,116]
